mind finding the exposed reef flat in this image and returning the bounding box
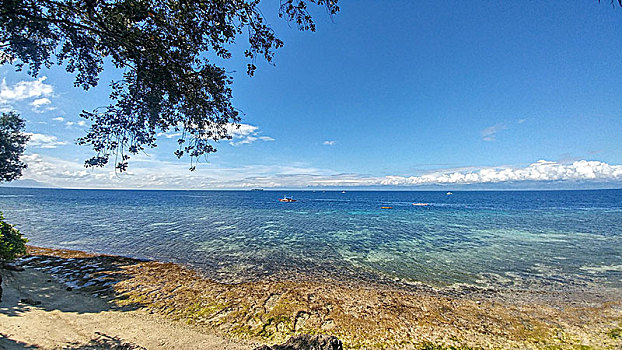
[2,246,621,349]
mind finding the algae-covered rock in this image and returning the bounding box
[254,334,343,350]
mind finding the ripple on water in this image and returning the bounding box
[0,188,620,291]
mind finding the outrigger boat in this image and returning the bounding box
[279,196,297,202]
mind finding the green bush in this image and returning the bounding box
[0,211,27,261]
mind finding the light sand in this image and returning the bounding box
[0,267,253,350]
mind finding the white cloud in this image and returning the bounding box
[30,97,57,113]
[65,120,86,127]
[19,154,351,189]
[323,140,336,146]
[481,123,508,141]
[154,123,274,145]
[0,77,54,104]
[31,98,51,107]
[381,160,622,186]
[228,123,258,137]
[25,133,69,149]
[227,123,274,146]
[15,154,622,190]
[53,117,64,122]
[157,131,182,139]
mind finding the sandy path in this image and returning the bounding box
[0,268,253,350]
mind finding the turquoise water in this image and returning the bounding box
[1,188,620,290]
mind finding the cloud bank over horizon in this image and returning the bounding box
[381,160,622,186]
[10,155,622,190]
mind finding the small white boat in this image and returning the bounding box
[446,192,453,195]
[341,191,346,194]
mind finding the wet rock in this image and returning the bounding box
[254,334,343,350]
[294,311,310,331]
[321,319,335,330]
[20,298,41,306]
[2,263,24,271]
[66,287,73,291]
[264,293,281,311]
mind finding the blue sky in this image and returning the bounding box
[1,1,622,189]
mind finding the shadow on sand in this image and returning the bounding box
[0,333,39,349]
[0,252,152,349]
[0,253,146,317]
[0,331,146,350]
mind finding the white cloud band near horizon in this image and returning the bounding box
[381,160,622,186]
[12,155,622,190]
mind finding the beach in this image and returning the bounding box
[2,1,621,347]
[0,247,251,349]
[3,0,622,347]
[1,246,621,349]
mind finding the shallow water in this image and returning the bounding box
[1,188,620,290]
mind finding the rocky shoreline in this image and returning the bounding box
[2,246,622,349]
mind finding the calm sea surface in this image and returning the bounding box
[1,188,620,290]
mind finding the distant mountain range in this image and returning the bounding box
[0,179,57,188]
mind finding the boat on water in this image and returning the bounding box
[412,203,429,206]
[381,206,393,209]
[250,188,264,191]
[279,196,297,202]
[341,191,346,194]
[446,192,453,195]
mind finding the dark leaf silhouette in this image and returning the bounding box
[0,0,339,171]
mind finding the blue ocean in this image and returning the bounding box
[1,188,620,291]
